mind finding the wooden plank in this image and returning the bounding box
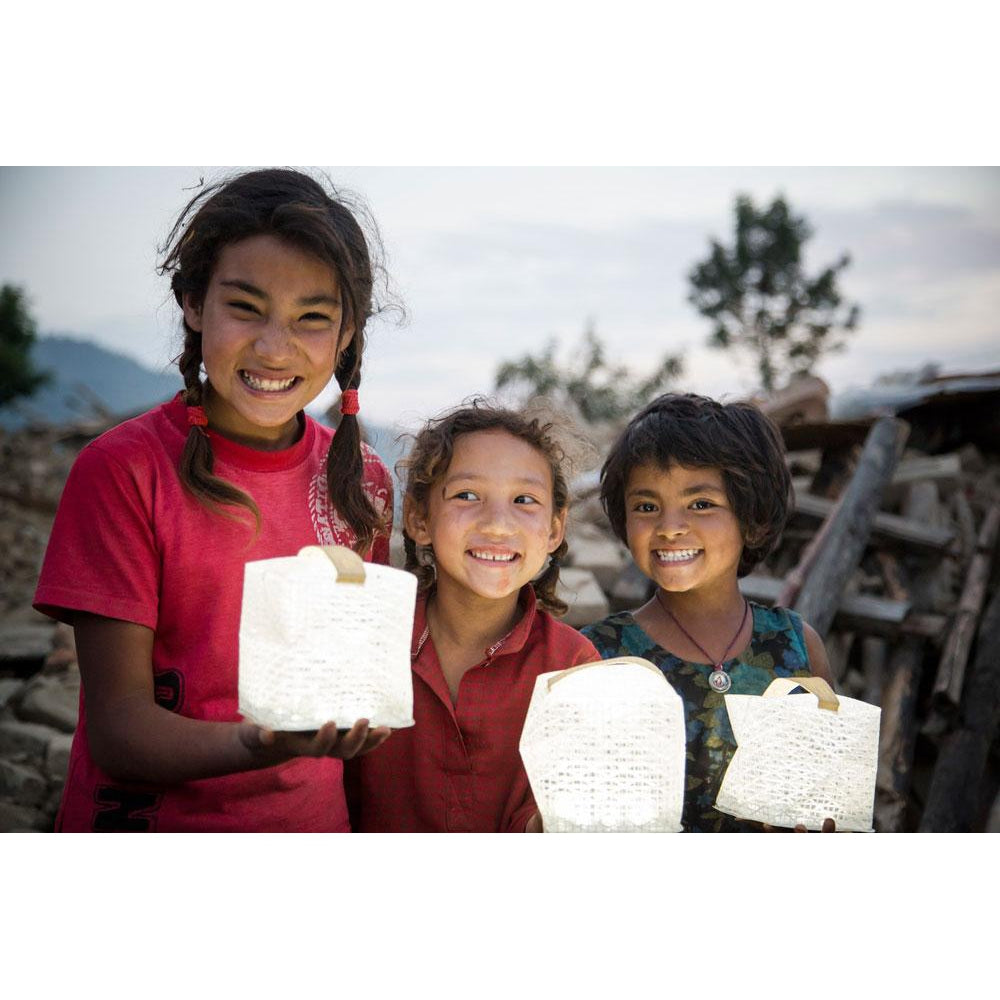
[891,453,962,488]
[794,416,910,637]
[877,482,943,831]
[900,614,948,640]
[792,491,955,553]
[920,582,1000,831]
[740,575,911,634]
[875,638,926,832]
[931,504,1000,711]
[779,419,874,452]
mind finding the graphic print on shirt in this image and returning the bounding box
[308,443,391,546]
[153,669,184,712]
[91,787,163,832]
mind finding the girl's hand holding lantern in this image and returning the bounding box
[239,719,391,762]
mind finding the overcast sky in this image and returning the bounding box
[1,166,998,429]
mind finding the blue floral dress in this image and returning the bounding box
[581,603,813,832]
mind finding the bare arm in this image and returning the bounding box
[74,613,389,785]
[801,621,835,687]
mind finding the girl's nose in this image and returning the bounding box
[254,321,296,363]
[479,501,516,537]
[657,511,689,538]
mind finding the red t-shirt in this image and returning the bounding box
[34,394,392,832]
[345,587,599,832]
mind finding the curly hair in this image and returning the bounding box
[158,167,396,550]
[599,393,791,577]
[399,400,571,615]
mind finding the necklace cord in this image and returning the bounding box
[655,593,749,671]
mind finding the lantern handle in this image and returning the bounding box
[761,675,839,712]
[546,656,664,691]
[298,545,366,584]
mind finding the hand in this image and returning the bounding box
[239,719,391,763]
[525,811,544,833]
[762,817,837,833]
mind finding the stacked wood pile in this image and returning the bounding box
[764,417,1000,832]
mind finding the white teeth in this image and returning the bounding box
[241,371,297,392]
[470,550,517,562]
[656,549,700,563]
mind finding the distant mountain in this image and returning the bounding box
[0,335,181,429]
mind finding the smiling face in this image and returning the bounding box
[183,233,353,450]
[625,462,746,602]
[405,429,566,604]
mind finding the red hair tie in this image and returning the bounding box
[340,389,360,416]
[187,406,209,428]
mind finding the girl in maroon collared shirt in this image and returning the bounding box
[345,401,599,832]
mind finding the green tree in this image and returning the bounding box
[0,284,50,407]
[687,194,860,394]
[495,324,683,424]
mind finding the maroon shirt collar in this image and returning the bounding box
[411,584,539,664]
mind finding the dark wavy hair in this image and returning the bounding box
[399,400,571,616]
[599,393,791,577]
[158,167,396,551]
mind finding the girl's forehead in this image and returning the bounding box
[627,462,726,491]
[445,429,552,481]
[211,234,340,293]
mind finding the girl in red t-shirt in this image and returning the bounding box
[345,401,598,831]
[34,169,397,831]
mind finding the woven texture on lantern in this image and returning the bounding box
[519,657,686,833]
[239,545,417,731]
[714,676,881,832]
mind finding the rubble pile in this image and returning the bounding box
[1,418,109,831]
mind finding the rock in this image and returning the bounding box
[0,718,62,757]
[556,567,610,629]
[609,562,652,611]
[43,622,78,673]
[0,677,25,712]
[566,525,629,593]
[46,733,74,783]
[0,621,56,664]
[16,674,80,733]
[0,798,48,832]
[0,757,47,806]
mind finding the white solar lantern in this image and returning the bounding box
[519,657,686,833]
[239,545,417,731]
[714,676,881,832]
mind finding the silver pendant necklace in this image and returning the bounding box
[655,592,749,695]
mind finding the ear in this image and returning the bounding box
[182,293,203,333]
[403,495,432,547]
[547,507,568,554]
[336,322,356,369]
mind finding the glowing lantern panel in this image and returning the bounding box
[519,657,686,833]
[239,545,417,731]
[714,676,881,832]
